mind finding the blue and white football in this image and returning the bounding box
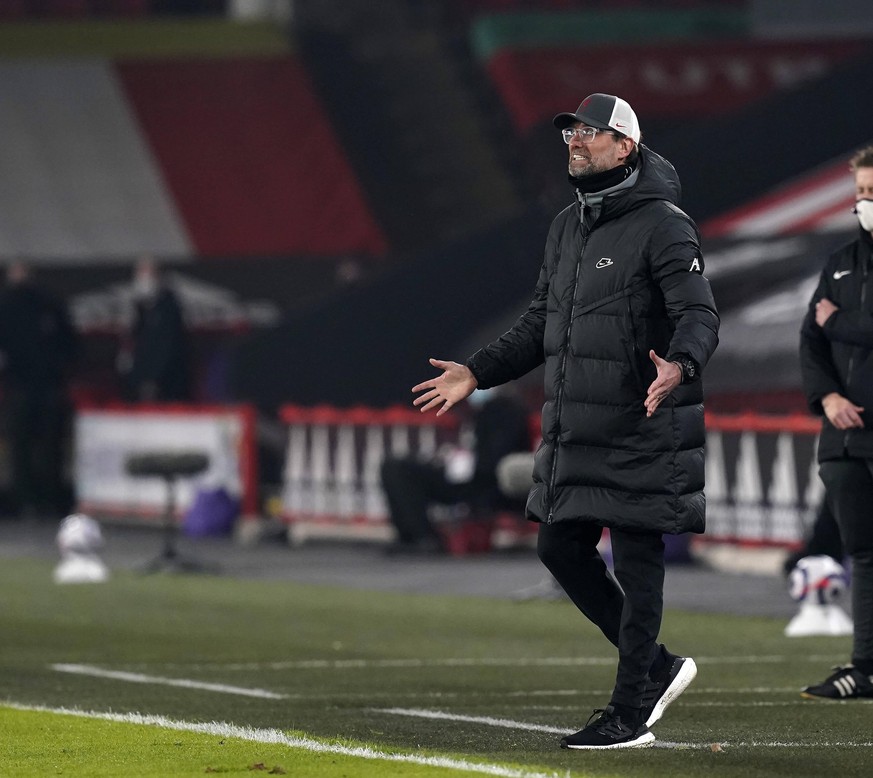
[789,555,848,605]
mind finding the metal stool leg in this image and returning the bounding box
[142,475,216,575]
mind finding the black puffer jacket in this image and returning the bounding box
[800,228,873,462]
[467,146,719,534]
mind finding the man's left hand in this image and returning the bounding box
[645,350,682,418]
[815,297,839,327]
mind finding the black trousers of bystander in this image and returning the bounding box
[820,458,873,672]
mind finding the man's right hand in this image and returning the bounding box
[412,358,478,416]
[822,392,865,430]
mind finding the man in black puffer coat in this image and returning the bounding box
[799,145,873,702]
[412,94,719,749]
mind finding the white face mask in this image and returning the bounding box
[855,199,873,232]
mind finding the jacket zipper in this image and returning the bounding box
[626,298,643,387]
[844,257,869,450]
[547,224,588,523]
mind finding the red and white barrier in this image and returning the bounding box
[278,406,825,548]
[279,405,460,544]
[704,413,823,547]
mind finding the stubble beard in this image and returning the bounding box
[569,156,610,179]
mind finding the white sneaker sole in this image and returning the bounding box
[645,657,697,728]
[563,731,656,750]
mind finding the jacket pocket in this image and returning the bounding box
[625,297,644,390]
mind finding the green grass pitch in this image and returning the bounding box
[1,556,871,776]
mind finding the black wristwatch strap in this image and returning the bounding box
[670,355,699,384]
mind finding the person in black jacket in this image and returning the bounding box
[380,388,531,555]
[0,261,77,517]
[412,94,719,749]
[799,145,873,701]
[118,256,191,403]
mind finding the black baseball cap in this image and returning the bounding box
[553,93,641,143]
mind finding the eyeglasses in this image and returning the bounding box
[561,127,616,144]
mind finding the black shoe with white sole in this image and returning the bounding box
[802,665,873,700]
[560,706,655,750]
[641,655,697,727]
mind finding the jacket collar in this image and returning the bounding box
[572,145,682,226]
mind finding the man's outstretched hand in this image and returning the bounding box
[412,358,478,416]
[644,350,682,418]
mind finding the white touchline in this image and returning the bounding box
[377,707,566,734]
[374,709,873,749]
[48,662,828,704]
[375,708,703,749]
[526,701,856,710]
[51,664,288,700]
[139,654,846,671]
[0,702,561,778]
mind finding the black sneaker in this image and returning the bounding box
[802,665,873,700]
[560,706,655,750]
[641,655,697,727]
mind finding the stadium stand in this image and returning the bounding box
[296,0,523,252]
[228,210,551,410]
[0,60,191,260]
[0,54,385,259]
[118,57,387,257]
[0,0,220,18]
[1,1,872,544]
[467,6,748,61]
[485,38,870,133]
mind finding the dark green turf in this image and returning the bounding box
[1,557,870,776]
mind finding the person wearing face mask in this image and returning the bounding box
[799,145,873,701]
[411,94,719,749]
[118,255,191,403]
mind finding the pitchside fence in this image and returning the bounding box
[277,405,824,550]
[278,404,464,545]
[70,403,824,551]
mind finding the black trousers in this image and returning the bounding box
[805,499,844,560]
[819,458,873,668]
[537,520,665,709]
[5,385,69,515]
[380,456,473,543]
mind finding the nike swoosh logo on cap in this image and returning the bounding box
[833,270,852,279]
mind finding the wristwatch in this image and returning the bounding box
[670,355,699,384]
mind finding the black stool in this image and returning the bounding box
[125,450,212,574]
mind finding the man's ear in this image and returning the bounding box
[617,137,635,162]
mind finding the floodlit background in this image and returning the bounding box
[1,3,872,775]
[0,0,870,550]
